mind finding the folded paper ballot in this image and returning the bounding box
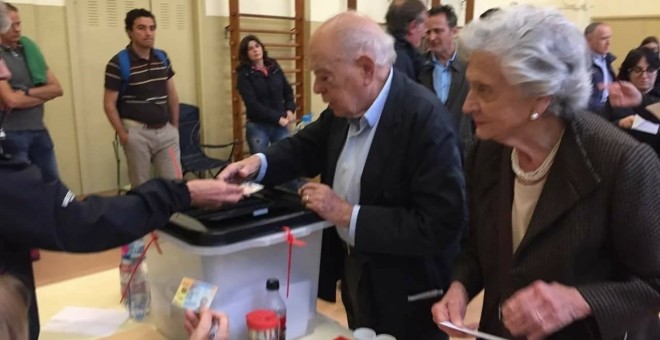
[631,114,660,135]
[240,181,264,196]
[438,321,510,340]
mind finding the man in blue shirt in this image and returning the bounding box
[220,11,465,340]
[585,22,616,114]
[419,5,473,156]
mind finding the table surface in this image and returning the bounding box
[36,268,354,340]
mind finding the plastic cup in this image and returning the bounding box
[353,327,377,340]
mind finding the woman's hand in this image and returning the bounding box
[278,116,289,127]
[501,281,591,340]
[432,281,476,338]
[618,115,635,129]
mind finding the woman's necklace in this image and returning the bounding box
[511,130,564,184]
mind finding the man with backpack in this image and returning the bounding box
[103,8,181,187]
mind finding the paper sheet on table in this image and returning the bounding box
[645,102,660,121]
[42,306,128,337]
[631,114,660,134]
[438,321,510,340]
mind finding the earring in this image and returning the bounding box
[530,112,540,121]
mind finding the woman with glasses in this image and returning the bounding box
[601,47,660,153]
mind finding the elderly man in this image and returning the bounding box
[385,0,428,80]
[419,5,473,156]
[585,22,616,114]
[219,11,465,340]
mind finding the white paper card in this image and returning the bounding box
[42,306,128,337]
[438,321,510,340]
[631,114,660,134]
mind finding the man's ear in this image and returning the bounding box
[356,55,376,85]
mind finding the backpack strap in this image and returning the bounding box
[152,48,169,69]
[117,49,131,108]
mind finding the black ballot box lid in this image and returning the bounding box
[160,187,322,246]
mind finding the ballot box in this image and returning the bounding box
[146,189,331,340]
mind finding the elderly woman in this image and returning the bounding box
[432,5,660,340]
[601,47,660,153]
[236,35,296,155]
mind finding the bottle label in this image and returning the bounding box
[279,315,286,340]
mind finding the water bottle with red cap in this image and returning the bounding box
[265,278,286,340]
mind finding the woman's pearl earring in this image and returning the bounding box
[530,112,540,121]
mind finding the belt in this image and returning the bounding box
[122,119,168,130]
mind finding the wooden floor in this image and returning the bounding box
[34,249,483,339]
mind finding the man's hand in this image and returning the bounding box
[432,281,475,338]
[184,308,229,340]
[186,179,243,207]
[216,155,262,184]
[118,131,129,145]
[606,81,642,108]
[278,116,289,127]
[299,183,352,227]
[501,281,592,340]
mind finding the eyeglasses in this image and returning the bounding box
[630,67,658,75]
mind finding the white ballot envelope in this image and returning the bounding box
[631,114,660,134]
[438,321,510,340]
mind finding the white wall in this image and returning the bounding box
[11,0,64,5]
[590,0,660,18]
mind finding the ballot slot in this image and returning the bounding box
[163,188,321,246]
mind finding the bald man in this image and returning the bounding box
[585,22,616,113]
[219,12,465,340]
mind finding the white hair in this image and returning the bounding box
[459,5,591,116]
[0,3,9,34]
[320,11,397,67]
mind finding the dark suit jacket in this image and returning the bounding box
[261,69,466,338]
[392,35,425,81]
[418,51,474,154]
[454,112,660,339]
[588,53,616,114]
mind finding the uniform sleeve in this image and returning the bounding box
[104,55,121,91]
[0,164,191,252]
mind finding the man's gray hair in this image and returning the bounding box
[458,5,591,116]
[0,3,9,34]
[323,12,397,67]
[584,22,604,37]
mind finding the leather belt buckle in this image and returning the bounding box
[145,122,167,129]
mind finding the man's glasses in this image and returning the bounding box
[631,66,658,75]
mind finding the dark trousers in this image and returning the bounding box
[341,252,447,340]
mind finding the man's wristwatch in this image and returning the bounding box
[21,86,30,97]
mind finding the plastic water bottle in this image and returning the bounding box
[119,239,151,321]
[265,278,287,340]
[296,113,313,132]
